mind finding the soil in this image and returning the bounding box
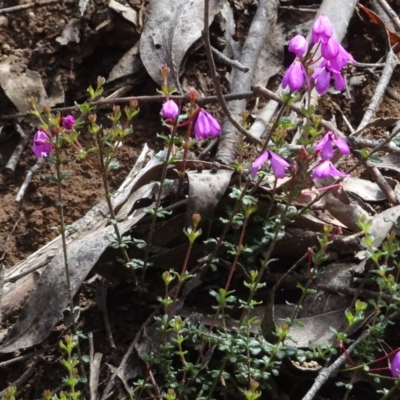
[1,0,400,398]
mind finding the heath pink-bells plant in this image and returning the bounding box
[251,150,290,179]
[194,110,221,140]
[314,131,350,160]
[32,130,52,158]
[161,99,179,120]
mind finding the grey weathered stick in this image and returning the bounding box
[216,0,279,164]
[15,158,45,203]
[301,329,370,400]
[211,46,249,72]
[354,50,398,135]
[347,136,400,154]
[5,124,29,173]
[365,160,399,204]
[89,332,103,400]
[375,0,400,33]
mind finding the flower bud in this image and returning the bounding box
[161,100,179,119]
[159,64,170,80]
[192,213,201,229]
[129,99,138,109]
[88,113,97,123]
[188,90,199,104]
[288,34,308,58]
[97,76,106,86]
[62,115,75,130]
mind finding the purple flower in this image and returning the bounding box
[329,44,356,71]
[315,132,350,160]
[194,110,221,140]
[311,160,349,179]
[251,150,290,179]
[32,130,52,158]
[312,61,345,95]
[321,37,340,60]
[282,60,308,92]
[391,351,400,378]
[62,115,75,130]
[289,35,308,58]
[161,99,179,119]
[312,14,333,44]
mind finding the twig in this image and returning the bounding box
[301,329,370,400]
[5,124,29,173]
[0,357,42,397]
[101,309,159,399]
[354,50,398,135]
[0,92,257,120]
[365,159,400,204]
[210,46,249,72]
[15,158,45,203]
[96,278,116,349]
[0,0,74,14]
[88,332,103,400]
[252,86,347,139]
[375,0,400,33]
[347,136,400,154]
[318,284,400,303]
[0,344,57,368]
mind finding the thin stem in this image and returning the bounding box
[54,141,88,389]
[141,121,178,283]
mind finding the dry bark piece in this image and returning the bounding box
[140,0,223,87]
[0,57,48,113]
[109,0,138,25]
[185,169,234,226]
[342,177,387,201]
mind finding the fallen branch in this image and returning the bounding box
[301,329,370,400]
[5,124,29,173]
[15,158,45,203]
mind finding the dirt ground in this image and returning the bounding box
[1,0,400,398]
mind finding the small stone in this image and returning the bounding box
[0,16,8,27]
[2,43,11,53]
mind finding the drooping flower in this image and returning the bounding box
[311,14,333,44]
[288,35,308,58]
[391,351,400,378]
[329,44,357,71]
[194,110,221,140]
[32,130,52,158]
[62,115,75,130]
[312,61,345,95]
[251,150,290,179]
[282,60,309,92]
[315,132,350,160]
[161,99,179,119]
[321,37,340,61]
[311,160,349,179]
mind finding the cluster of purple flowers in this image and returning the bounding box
[251,131,350,181]
[312,131,350,179]
[161,99,221,140]
[32,115,75,159]
[283,14,356,95]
